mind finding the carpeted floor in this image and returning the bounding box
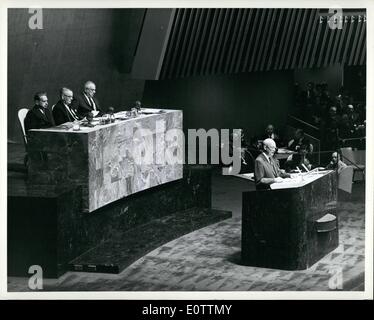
[7,171,365,292]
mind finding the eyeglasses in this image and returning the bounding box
[86,88,96,92]
[266,146,276,151]
[64,94,73,98]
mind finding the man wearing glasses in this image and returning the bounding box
[53,87,80,125]
[24,92,55,132]
[254,138,290,190]
[73,81,102,118]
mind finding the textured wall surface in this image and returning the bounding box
[8,9,146,142]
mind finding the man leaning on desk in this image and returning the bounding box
[254,138,291,190]
[72,80,103,118]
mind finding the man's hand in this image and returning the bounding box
[274,177,283,183]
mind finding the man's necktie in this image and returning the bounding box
[72,108,78,120]
[89,97,96,111]
[270,157,278,176]
[68,107,78,120]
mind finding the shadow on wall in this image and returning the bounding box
[142,70,294,137]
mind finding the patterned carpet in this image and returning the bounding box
[8,190,365,291]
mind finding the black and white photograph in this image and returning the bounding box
[1,0,373,299]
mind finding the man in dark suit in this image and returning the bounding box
[261,124,282,147]
[24,92,55,132]
[287,128,312,153]
[72,81,102,118]
[53,87,80,125]
[254,138,290,190]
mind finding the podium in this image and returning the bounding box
[242,170,339,270]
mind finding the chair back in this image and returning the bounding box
[340,147,355,165]
[18,108,29,146]
[338,165,354,194]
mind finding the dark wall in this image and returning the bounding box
[142,71,294,137]
[8,9,145,142]
[294,64,343,97]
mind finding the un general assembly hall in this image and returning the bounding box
[6,7,368,293]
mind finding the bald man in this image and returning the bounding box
[53,87,80,125]
[72,81,103,118]
[254,138,290,190]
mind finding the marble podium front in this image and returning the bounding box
[242,170,339,270]
[27,109,183,212]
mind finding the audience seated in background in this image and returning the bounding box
[53,87,81,125]
[321,106,341,152]
[24,92,55,132]
[325,151,347,174]
[338,114,355,139]
[293,80,366,151]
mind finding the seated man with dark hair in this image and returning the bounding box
[24,92,55,132]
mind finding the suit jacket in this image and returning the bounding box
[24,105,55,133]
[53,100,79,125]
[72,92,102,118]
[254,153,282,189]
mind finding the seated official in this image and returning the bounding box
[325,152,347,174]
[72,81,102,118]
[285,144,312,172]
[260,124,282,147]
[53,87,81,125]
[254,138,290,190]
[287,128,312,153]
[24,92,55,132]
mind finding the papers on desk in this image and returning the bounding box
[276,148,295,154]
[270,171,331,189]
[232,172,255,181]
[140,108,165,114]
[114,111,130,120]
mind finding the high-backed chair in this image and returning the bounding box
[18,108,29,146]
[17,108,29,167]
[338,165,354,193]
[340,147,365,182]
